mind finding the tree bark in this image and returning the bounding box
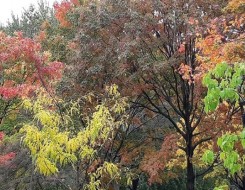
[186,129,195,190]
[131,178,139,190]
[76,162,81,190]
[186,155,195,190]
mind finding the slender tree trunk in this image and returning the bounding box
[186,129,195,190]
[76,162,81,190]
[131,178,139,190]
[186,155,195,190]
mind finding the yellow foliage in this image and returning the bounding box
[20,84,128,190]
[224,0,245,13]
[85,162,121,190]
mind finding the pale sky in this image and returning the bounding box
[0,0,60,25]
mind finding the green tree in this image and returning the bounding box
[203,62,245,190]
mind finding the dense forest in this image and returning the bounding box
[0,0,244,189]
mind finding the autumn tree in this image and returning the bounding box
[52,0,239,189]
[0,0,243,189]
[0,31,63,125]
[20,85,132,190]
[197,1,245,188]
[0,30,64,189]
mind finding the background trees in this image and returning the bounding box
[3,0,57,38]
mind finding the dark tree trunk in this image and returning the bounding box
[186,127,195,190]
[76,161,82,190]
[186,155,195,190]
[131,178,139,190]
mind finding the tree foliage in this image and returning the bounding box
[0,0,244,189]
[203,62,245,190]
[203,62,245,112]
[21,85,130,189]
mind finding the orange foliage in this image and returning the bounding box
[140,134,178,184]
[35,31,47,42]
[225,0,245,13]
[178,63,193,84]
[196,3,245,74]
[54,0,81,28]
[54,1,73,28]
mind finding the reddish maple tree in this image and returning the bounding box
[0,31,63,99]
[0,31,64,171]
[0,31,64,126]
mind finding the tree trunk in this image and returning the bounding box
[186,155,195,190]
[76,162,81,190]
[131,178,139,190]
[186,130,195,190]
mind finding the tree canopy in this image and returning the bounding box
[0,0,244,190]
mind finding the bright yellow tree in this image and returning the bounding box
[20,85,130,189]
